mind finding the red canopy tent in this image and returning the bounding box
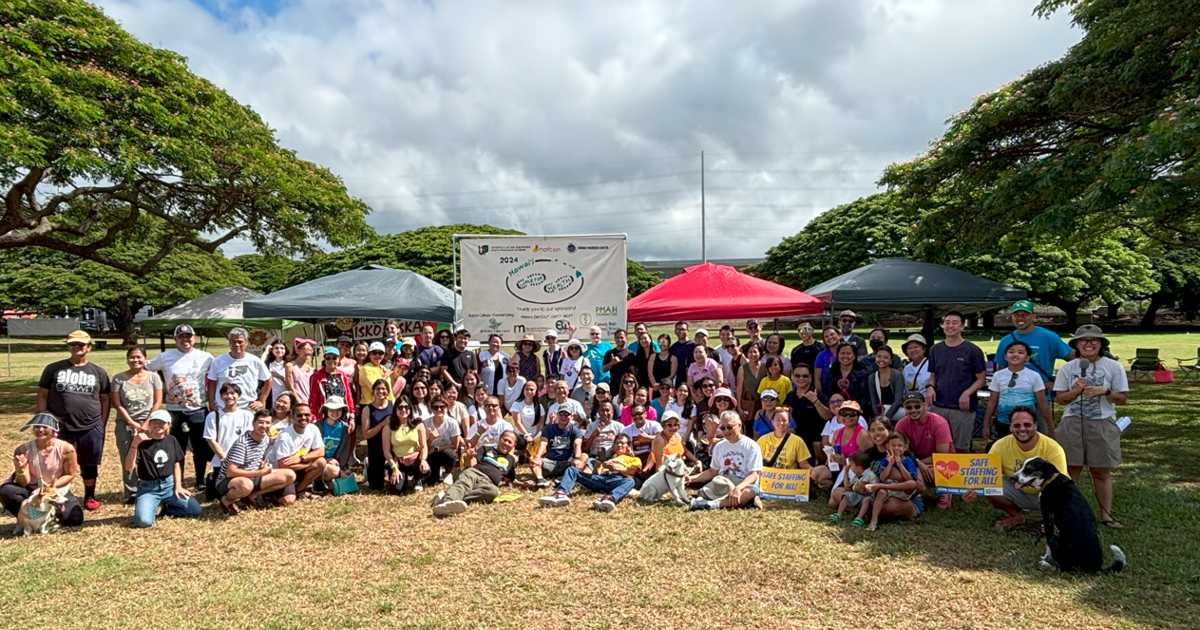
[627,262,824,323]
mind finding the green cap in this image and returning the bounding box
[1011,300,1034,314]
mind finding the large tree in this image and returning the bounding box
[232,254,297,294]
[285,223,660,298]
[0,0,373,275]
[0,242,252,344]
[881,0,1200,250]
[746,193,915,288]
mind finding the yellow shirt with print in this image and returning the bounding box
[757,375,793,399]
[989,433,1068,494]
[357,363,394,405]
[756,432,812,470]
[595,454,642,475]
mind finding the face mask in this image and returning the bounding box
[869,339,884,352]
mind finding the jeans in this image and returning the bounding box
[113,421,139,501]
[169,409,212,486]
[557,463,635,503]
[133,476,203,528]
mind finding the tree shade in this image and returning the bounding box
[627,262,824,323]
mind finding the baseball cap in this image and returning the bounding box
[902,391,926,403]
[555,407,573,416]
[838,310,858,319]
[368,341,386,353]
[760,388,779,400]
[544,329,559,339]
[596,382,611,392]
[745,319,759,326]
[173,324,196,337]
[336,335,352,343]
[1011,300,1035,314]
[21,412,60,432]
[322,346,340,357]
[65,330,91,344]
[148,409,173,424]
[694,328,709,338]
[323,395,348,410]
[660,410,681,423]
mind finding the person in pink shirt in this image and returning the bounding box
[893,391,954,509]
[619,387,658,426]
[686,345,723,389]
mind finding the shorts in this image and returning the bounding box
[1057,415,1121,468]
[59,424,105,467]
[699,475,761,501]
[215,474,262,497]
[931,406,975,451]
[911,493,925,516]
[1001,477,1041,511]
[843,490,870,508]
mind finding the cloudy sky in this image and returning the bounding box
[96,0,1080,261]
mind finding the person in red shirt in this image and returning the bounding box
[893,391,955,509]
[308,347,354,420]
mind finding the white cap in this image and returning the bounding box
[368,341,386,353]
[760,388,779,400]
[694,328,709,338]
[148,409,172,424]
[544,329,559,339]
[660,410,681,422]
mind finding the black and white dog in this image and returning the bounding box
[1011,457,1126,573]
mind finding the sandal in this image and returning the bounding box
[299,490,316,501]
[828,513,843,523]
[852,517,866,527]
[218,499,240,516]
[865,524,878,532]
[1100,519,1124,529]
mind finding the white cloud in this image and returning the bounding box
[96,0,1080,260]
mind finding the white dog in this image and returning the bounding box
[15,482,66,536]
[638,455,700,506]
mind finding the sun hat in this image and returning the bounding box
[21,413,60,432]
[323,395,348,410]
[519,333,542,353]
[901,334,927,352]
[65,330,91,344]
[709,387,740,408]
[1011,300,1035,314]
[565,339,584,352]
[1068,324,1109,350]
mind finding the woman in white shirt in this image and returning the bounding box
[508,380,546,444]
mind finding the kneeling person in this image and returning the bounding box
[963,406,1068,529]
[125,410,202,527]
[538,434,642,513]
[687,411,763,510]
[432,430,534,517]
[271,403,330,503]
[216,412,295,515]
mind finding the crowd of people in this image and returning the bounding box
[2,302,1131,533]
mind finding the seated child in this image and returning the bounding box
[829,450,877,527]
[864,432,920,532]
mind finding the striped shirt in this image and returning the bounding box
[217,431,269,485]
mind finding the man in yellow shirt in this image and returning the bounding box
[756,407,812,470]
[964,406,1067,529]
[538,434,642,513]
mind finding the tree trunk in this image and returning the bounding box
[1104,300,1122,321]
[111,296,142,347]
[1140,295,1166,328]
[982,309,996,330]
[1033,294,1083,331]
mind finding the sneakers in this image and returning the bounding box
[83,497,101,511]
[689,497,718,511]
[443,474,454,485]
[535,477,552,489]
[538,491,570,507]
[432,499,468,517]
[592,496,617,513]
[431,491,446,507]
[937,494,952,509]
[414,482,424,493]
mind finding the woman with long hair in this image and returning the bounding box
[823,343,871,411]
[649,333,677,389]
[286,339,315,406]
[614,373,638,417]
[264,340,289,405]
[383,396,429,494]
[408,379,432,423]
[361,380,393,490]
[868,345,905,420]
[782,364,831,464]
[757,356,792,400]
[436,329,453,351]
[619,387,658,426]
[814,326,842,390]
[111,346,163,504]
[634,331,657,388]
[514,334,542,381]
[509,380,545,447]
[736,343,764,424]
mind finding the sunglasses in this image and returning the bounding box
[633,411,645,417]
[718,424,738,431]
[903,404,922,411]
[485,403,500,408]
[432,405,447,410]
[798,327,813,333]
[1008,373,1019,388]
[838,410,858,416]
[702,384,715,389]
[396,406,411,411]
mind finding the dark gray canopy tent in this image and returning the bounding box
[241,265,456,323]
[804,258,1027,341]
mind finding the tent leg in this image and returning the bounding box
[159,332,166,353]
[922,307,936,346]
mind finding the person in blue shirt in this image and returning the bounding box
[583,326,613,385]
[626,322,660,355]
[994,301,1075,391]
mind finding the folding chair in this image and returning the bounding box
[1127,348,1160,383]
[1175,348,1200,385]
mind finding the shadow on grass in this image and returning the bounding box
[800,383,1200,629]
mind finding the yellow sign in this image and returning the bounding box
[759,468,810,502]
[932,453,1003,496]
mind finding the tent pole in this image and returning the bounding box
[6,333,10,378]
[159,332,165,353]
[923,307,935,346]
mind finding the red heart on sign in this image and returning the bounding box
[936,460,958,480]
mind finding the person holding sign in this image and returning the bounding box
[894,392,955,510]
[756,407,812,471]
[963,406,1068,529]
[687,411,763,510]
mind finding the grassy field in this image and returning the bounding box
[0,336,1198,629]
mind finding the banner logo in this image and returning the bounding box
[505,259,585,305]
[478,245,489,255]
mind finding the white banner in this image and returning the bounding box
[460,236,627,339]
[332,319,427,341]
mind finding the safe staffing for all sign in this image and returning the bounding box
[459,236,627,340]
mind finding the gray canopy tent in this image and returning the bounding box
[142,286,301,333]
[242,265,456,324]
[804,258,1028,342]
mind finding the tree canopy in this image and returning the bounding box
[284,224,660,299]
[232,254,297,294]
[0,0,373,275]
[881,0,1200,250]
[0,241,251,343]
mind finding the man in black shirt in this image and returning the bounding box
[37,330,110,510]
[125,410,202,528]
[439,328,477,389]
[789,321,825,369]
[669,321,697,374]
[602,329,636,387]
[431,430,534,516]
[838,310,869,359]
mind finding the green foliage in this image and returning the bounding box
[882,0,1200,249]
[232,254,297,294]
[286,224,660,299]
[747,193,914,288]
[1142,245,1200,320]
[0,241,250,341]
[0,0,373,275]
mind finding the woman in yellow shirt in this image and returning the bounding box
[358,342,394,407]
[756,407,812,470]
[383,395,428,494]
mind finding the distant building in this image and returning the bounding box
[637,258,764,280]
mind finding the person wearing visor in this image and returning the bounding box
[2,413,84,532]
